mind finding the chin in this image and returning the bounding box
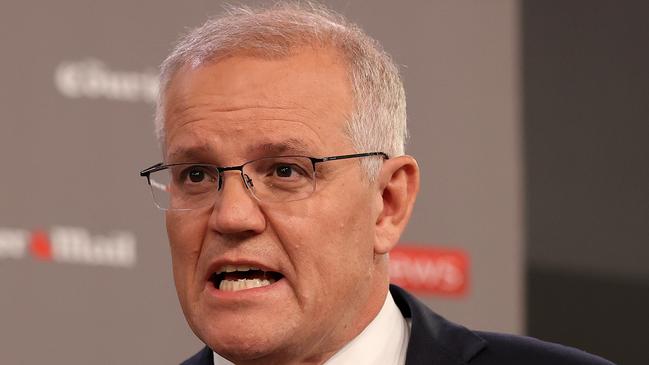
[206,330,283,362]
[189,311,285,359]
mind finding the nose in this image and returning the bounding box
[208,170,266,235]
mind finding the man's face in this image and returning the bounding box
[163,49,386,363]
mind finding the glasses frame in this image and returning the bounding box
[139,152,389,209]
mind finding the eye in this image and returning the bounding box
[176,165,216,185]
[275,165,295,178]
[248,157,312,184]
[188,168,205,183]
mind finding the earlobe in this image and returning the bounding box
[374,156,420,254]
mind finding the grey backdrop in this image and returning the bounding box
[0,1,522,364]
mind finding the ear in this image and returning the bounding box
[374,155,420,254]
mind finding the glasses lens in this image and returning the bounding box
[244,156,315,202]
[148,164,219,210]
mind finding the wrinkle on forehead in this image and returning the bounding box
[162,49,355,163]
[169,100,321,121]
[164,101,334,152]
[166,113,326,143]
[165,100,329,136]
[165,116,328,164]
[164,65,339,128]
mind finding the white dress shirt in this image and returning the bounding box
[213,291,411,365]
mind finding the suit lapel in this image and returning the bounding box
[390,285,487,365]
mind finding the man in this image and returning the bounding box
[140,3,615,365]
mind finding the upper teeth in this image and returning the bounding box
[217,265,261,274]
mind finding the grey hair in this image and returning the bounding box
[155,2,407,179]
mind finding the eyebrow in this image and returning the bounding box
[166,138,316,164]
[248,138,314,157]
[166,144,213,163]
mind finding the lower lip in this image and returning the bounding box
[203,277,288,301]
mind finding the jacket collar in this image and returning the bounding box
[390,285,487,365]
[180,345,213,365]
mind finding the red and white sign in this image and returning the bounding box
[0,226,136,267]
[389,244,469,297]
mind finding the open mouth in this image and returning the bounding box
[209,265,284,292]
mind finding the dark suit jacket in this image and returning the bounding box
[181,285,615,365]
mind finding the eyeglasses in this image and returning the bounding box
[140,152,388,211]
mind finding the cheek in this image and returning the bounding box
[321,190,377,272]
[166,211,207,289]
[266,187,376,286]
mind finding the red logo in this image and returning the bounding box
[389,244,469,297]
[29,230,53,261]
[1,226,137,267]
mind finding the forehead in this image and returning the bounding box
[163,48,354,162]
